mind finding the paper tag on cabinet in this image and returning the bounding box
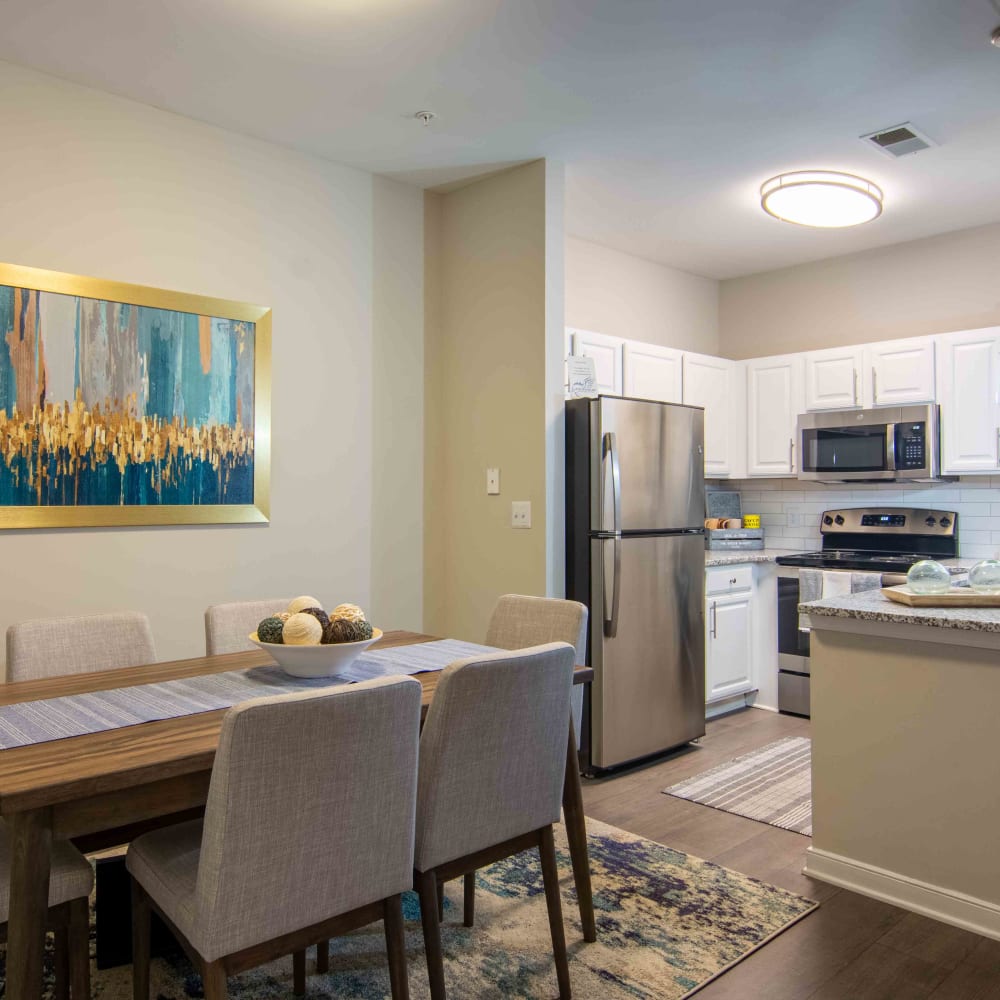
[567,355,598,398]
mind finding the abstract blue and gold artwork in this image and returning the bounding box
[0,262,270,528]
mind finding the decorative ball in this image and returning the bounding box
[323,617,373,644]
[282,612,324,645]
[276,612,291,623]
[256,616,285,644]
[969,559,1000,595]
[330,603,367,623]
[287,595,323,615]
[300,606,331,629]
[906,559,951,595]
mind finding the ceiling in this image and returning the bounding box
[2,0,999,279]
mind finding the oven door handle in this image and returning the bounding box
[885,423,897,472]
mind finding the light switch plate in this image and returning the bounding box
[511,501,531,528]
[486,468,500,495]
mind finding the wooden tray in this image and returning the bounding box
[882,585,1000,607]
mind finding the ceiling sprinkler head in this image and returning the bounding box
[992,26,1000,47]
[415,110,436,126]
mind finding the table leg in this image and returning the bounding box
[562,718,596,942]
[7,807,54,999]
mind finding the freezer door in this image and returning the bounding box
[592,396,705,533]
[590,532,705,768]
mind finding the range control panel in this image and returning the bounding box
[820,507,957,536]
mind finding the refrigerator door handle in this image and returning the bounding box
[605,535,622,638]
[603,431,622,534]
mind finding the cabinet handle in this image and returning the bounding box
[789,437,795,473]
[853,368,859,406]
[711,601,718,639]
[872,365,878,403]
[996,427,999,464]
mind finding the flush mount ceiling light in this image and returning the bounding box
[760,170,884,228]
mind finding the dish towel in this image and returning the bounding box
[799,568,883,602]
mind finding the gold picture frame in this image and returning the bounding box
[0,261,270,529]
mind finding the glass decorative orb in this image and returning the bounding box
[968,559,1000,595]
[906,559,952,595]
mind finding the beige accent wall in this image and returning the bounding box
[0,60,424,665]
[565,237,720,354]
[720,222,1000,359]
[424,161,559,642]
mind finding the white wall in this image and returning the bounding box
[720,222,1000,359]
[0,60,424,665]
[565,237,720,355]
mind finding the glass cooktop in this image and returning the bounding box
[774,550,933,572]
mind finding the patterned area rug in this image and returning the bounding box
[11,818,817,999]
[664,737,812,836]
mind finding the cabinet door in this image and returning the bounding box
[684,352,737,477]
[804,346,864,410]
[746,355,804,476]
[937,328,1000,474]
[623,341,683,402]
[868,338,935,406]
[569,328,623,395]
[706,591,753,703]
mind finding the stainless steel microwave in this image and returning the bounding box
[797,404,942,482]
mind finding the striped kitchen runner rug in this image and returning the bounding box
[663,737,812,836]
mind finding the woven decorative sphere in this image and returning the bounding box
[276,611,291,623]
[283,612,324,645]
[300,607,331,629]
[256,616,285,644]
[330,603,367,624]
[323,618,372,644]
[287,595,324,616]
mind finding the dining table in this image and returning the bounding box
[0,629,596,998]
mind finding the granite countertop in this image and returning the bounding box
[704,548,799,567]
[800,588,1000,633]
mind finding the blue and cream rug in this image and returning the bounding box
[17,818,816,999]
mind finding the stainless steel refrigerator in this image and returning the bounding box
[566,395,706,771]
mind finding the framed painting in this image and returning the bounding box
[0,261,270,529]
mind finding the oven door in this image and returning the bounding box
[778,576,811,717]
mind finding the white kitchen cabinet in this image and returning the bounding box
[936,327,1000,474]
[804,346,865,410]
[706,587,753,704]
[623,341,683,402]
[867,338,936,406]
[569,328,623,395]
[683,352,746,478]
[746,355,805,476]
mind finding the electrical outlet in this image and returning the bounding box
[511,501,531,528]
[486,468,500,495]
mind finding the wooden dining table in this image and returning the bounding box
[0,629,596,997]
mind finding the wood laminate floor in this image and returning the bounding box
[583,707,1000,1000]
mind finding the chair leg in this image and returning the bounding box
[293,949,306,995]
[68,896,91,1000]
[383,894,410,1000]
[53,919,70,1000]
[539,825,572,1000]
[316,938,330,974]
[463,872,475,928]
[416,869,447,1000]
[202,959,228,1000]
[437,877,445,922]
[131,881,151,1000]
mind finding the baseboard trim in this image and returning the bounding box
[804,846,1000,941]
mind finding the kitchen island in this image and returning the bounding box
[801,589,1000,940]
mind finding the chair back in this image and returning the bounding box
[486,595,587,662]
[194,674,422,958]
[6,612,156,682]
[204,598,294,655]
[414,642,575,872]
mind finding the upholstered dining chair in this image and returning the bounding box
[6,611,156,682]
[0,830,93,997]
[413,642,576,1000]
[127,674,422,1000]
[203,598,294,656]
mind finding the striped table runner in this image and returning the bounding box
[0,638,497,751]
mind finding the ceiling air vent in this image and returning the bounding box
[860,122,936,159]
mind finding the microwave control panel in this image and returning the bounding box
[895,422,926,470]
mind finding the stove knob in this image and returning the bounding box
[939,516,951,528]
[834,514,845,525]
[925,516,937,527]
[823,515,833,525]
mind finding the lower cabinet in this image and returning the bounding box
[706,589,753,703]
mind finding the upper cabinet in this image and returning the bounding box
[623,342,683,403]
[683,352,746,478]
[569,328,623,396]
[936,328,1000,475]
[868,338,936,406]
[804,346,864,411]
[747,355,805,476]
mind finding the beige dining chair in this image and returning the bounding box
[127,674,422,1000]
[203,598,295,656]
[6,611,156,683]
[0,830,94,997]
[413,642,576,1000]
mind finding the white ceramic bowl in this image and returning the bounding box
[249,628,383,678]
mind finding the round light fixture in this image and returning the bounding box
[760,170,883,228]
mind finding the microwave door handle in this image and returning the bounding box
[886,423,897,472]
